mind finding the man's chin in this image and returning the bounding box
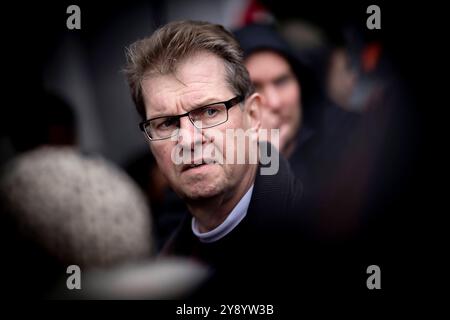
[172,164,226,200]
[181,185,222,201]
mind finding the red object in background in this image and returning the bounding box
[361,42,383,73]
[239,0,273,26]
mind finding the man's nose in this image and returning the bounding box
[263,86,282,111]
[177,116,204,150]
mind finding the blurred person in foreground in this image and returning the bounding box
[0,146,208,299]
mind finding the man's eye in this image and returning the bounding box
[203,107,219,117]
[159,117,178,129]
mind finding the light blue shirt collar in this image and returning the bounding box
[191,184,254,243]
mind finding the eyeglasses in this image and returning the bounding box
[139,95,244,141]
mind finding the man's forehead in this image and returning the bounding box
[141,52,231,116]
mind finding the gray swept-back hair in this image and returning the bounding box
[123,20,254,120]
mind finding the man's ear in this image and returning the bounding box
[244,92,262,131]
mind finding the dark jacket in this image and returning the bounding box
[162,148,307,297]
[162,145,376,298]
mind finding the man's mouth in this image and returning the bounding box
[181,159,217,172]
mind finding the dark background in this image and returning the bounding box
[0,0,443,311]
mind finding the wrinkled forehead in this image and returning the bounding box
[141,51,233,117]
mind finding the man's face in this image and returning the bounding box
[245,50,301,153]
[141,51,259,201]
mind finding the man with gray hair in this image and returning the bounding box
[124,20,305,297]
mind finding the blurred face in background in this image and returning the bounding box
[245,50,301,156]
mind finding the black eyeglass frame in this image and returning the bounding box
[139,95,244,141]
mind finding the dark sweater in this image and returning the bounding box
[162,149,308,298]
